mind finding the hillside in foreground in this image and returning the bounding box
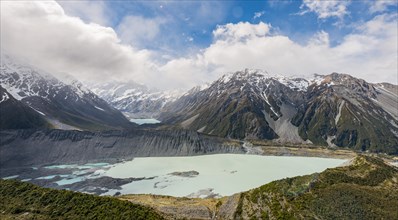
[0,179,163,220]
[1,155,397,219]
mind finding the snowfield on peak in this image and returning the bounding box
[215,69,334,92]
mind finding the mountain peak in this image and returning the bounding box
[219,69,273,84]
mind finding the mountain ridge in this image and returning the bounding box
[0,54,134,130]
[160,69,398,153]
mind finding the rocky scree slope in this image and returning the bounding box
[0,129,244,168]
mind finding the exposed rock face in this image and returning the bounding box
[0,129,244,168]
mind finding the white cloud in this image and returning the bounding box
[253,11,265,19]
[116,15,165,47]
[369,0,397,14]
[309,30,330,46]
[213,22,271,42]
[163,14,397,86]
[299,0,350,19]
[1,1,397,91]
[1,1,155,84]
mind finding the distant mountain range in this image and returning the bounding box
[0,54,134,130]
[1,54,397,154]
[88,81,181,119]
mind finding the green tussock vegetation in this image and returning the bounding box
[234,155,398,219]
[0,179,164,220]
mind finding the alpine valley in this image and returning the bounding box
[1,54,397,220]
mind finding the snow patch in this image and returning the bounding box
[335,100,345,125]
[0,92,9,103]
[261,91,279,117]
[30,107,46,116]
[94,106,105,111]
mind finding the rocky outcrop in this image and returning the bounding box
[0,129,244,168]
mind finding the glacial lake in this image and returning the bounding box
[101,154,346,198]
[129,118,161,125]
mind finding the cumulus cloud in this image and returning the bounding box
[213,22,271,42]
[299,0,349,19]
[163,15,397,85]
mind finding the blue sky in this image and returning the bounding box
[2,1,397,89]
[59,0,397,55]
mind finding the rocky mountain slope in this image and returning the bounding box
[160,69,398,154]
[293,73,398,153]
[0,85,51,129]
[89,81,182,119]
[0,54,134,130]
[161,69,309,141]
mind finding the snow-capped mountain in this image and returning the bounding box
[88,81,183,119]
[0,54,133,130]
[160,69,398,154]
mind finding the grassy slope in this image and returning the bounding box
[0,179,164,220]
[236,155,398,219]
